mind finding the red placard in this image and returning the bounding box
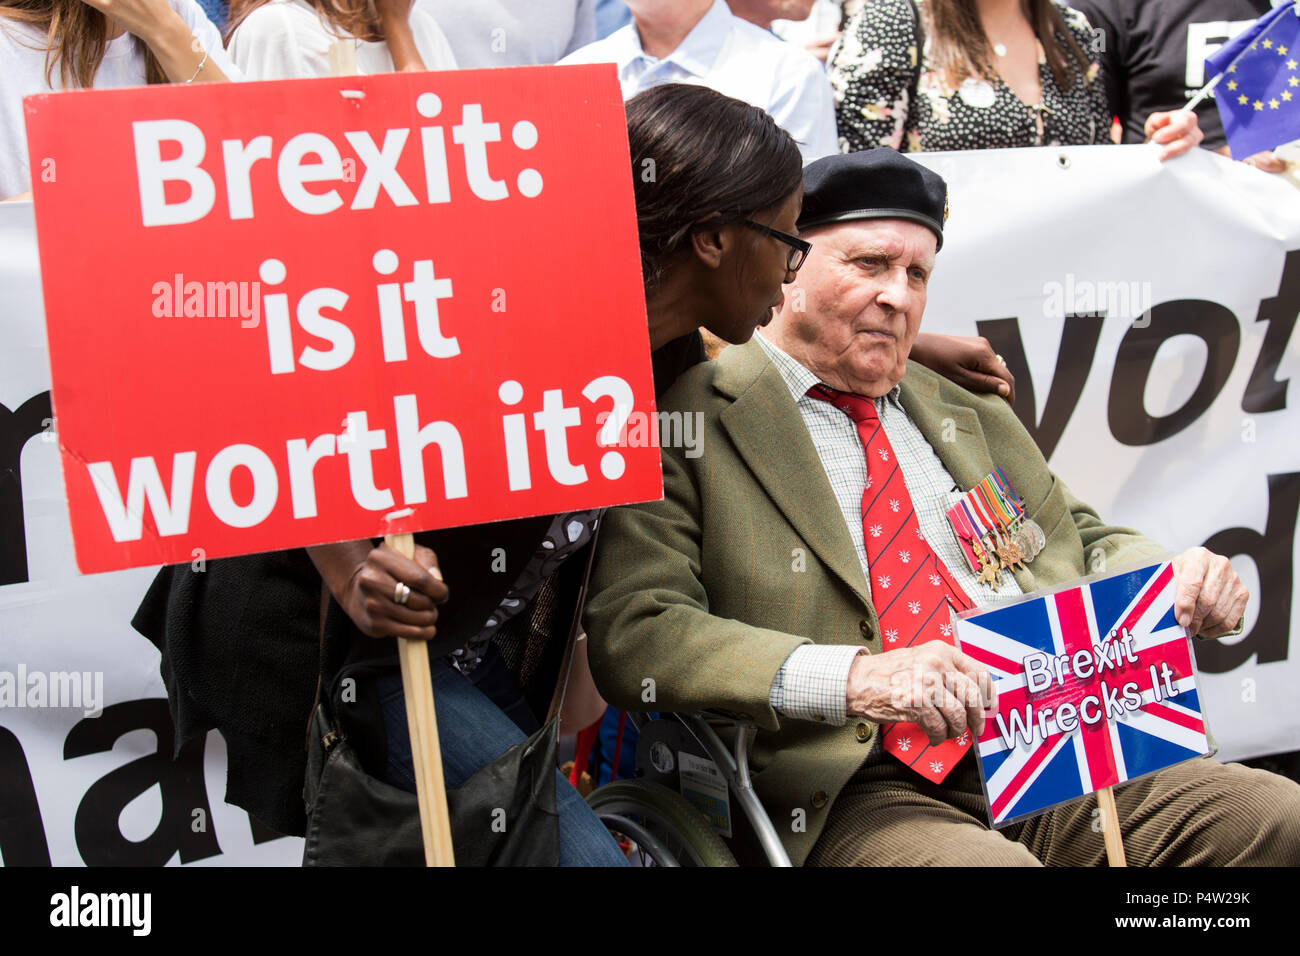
[24,65,660,574]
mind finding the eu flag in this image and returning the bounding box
[1205,1,1300,159]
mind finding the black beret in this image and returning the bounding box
[798,149,949,250]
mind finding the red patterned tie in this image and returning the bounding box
[807,384,974,783]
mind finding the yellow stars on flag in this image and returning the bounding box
[1270,98,1281,109]
[1239,93,1250,104]
[1285,90,1295,102]
[1289,59,1299,70]
[1264,39,1273,49]
[1228,80,1239,90]
[1255,99,1265,110]
[1279,45,1290,56]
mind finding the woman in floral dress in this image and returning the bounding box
[828,0,1201,157]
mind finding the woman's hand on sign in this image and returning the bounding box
[1144,110,1203,162]
[309,539,449,640]
[846,642,997,746]
[345,542,449,639]
[911,333,1015,404]
[1172,547,1249,639]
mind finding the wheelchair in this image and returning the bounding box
[584,712,793,867]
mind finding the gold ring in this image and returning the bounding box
[394,582,411,605]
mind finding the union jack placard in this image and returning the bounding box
[955,561,1211,827]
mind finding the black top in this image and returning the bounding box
[132,331,705,836]
[1071,0,1275,150]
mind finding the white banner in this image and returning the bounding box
[916,145,1300,761]
[0,202,301,866]
[1,146,1297,867]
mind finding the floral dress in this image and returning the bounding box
[828,0,1110,153]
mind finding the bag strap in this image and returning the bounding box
[545,516,603,723]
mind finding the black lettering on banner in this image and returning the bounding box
[976,315,1103,460]
[0,391,51,586]
[0,725,52,865]
[1108,300,1239,445]
[1195,472,1299,672]
[65,699,221,866]
[1242,249,1300,414]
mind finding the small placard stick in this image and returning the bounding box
[1096,786,1126,867]
[387,529,455,867]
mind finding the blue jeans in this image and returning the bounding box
[375,653,628,867]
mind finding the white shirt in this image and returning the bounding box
[558,0,837,163]
[229,0,458,80]
[412,0,595,68]
[0,0,239,199]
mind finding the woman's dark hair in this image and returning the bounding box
[627,84,804,293]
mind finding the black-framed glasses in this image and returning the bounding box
[739,218,811,273]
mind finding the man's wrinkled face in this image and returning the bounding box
[771,219,936,397]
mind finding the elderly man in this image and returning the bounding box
[583,149,1300,866]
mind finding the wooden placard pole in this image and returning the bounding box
[386,532,455,867]
[1096,786,1126,867]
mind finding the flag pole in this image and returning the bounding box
[1096,786,1127,867]
[388,526,456,867]
[1184,72,1223,115]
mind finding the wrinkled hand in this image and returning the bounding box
[1144,109,1203,161]
[340,541,449,640]
[911,332,1015,403]
[846,642,997,746]
[1172,547,1248,639]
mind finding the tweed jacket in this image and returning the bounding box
[583,336,1171,865]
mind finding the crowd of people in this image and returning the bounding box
[4,0,1299,866]
[7,0,1296,199]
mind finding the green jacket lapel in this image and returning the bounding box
[714,340,872,608]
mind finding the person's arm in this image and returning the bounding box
[307,539,449,640]
[826,0,918,153]
[583,440,811,731]
[77,0,230,82]
[910,333,1014,402]
[375,0,424,72]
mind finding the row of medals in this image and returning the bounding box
[972,518,1046,591]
